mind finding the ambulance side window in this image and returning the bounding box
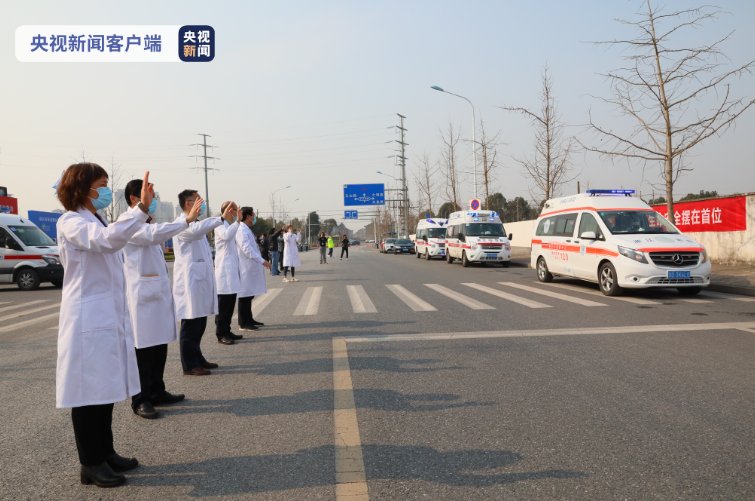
[553,214,577,237]
[536,217,556,236]
[0,228,23,251]
[578,213,603,240]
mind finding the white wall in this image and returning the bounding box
[505,194,755,265]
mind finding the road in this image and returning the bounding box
[0,245,753,499]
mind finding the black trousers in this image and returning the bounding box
[215,293,237,338]
[341,247,349,258]
[132,344,168,409]
[284,266,295,277]
[71,403,115,466]
[238,296,255,327]
[180,317,208,371]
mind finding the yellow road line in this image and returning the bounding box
[333,337,368,500]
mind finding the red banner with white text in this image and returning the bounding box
[652,196,747,232]
[0,196,18,215]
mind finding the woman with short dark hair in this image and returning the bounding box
[55,164,153,488]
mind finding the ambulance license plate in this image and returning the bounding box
[668,270,691,279]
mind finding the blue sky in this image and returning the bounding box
[2,0,754,227]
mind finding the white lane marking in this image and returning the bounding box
[385,284,437,312]
[738,328,755,334]
[294,286,323,316]
[679,298,713,304]
[700,291,755,302]
[252,288,282,317]
[0,311,60,333]
[343,321,755,344]
[542,282,661,305]
[462,283,551,309]
[501,282,607,307]
[0,300,50,314]
[0,303,60,323]
[424,284,495,310]
[347,285,377,314]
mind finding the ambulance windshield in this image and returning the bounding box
[8,225,56,246]
[427,228,446,238]
[465,223,505,237]
[598,211,678,235]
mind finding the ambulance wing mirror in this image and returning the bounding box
[508,233,513,241]
[580,231,597,240]
[458,234,465,242]
[422,235,428,241]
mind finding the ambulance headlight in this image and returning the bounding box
[618,246,647,264]
[700,249,708,263]
[43,256,60,265]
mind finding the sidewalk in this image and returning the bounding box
[510,247,755,297]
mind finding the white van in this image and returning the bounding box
[0,214,64,290]
[414,218,448,260]
[445,210,512,267]
[530,190,711,296]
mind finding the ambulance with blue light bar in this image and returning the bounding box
[530,189,711,296]
[445,209,512,267]
[414,218,448,260]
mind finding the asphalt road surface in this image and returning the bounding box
[0,245,753,500]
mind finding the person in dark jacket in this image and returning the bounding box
[258,233,270,262]
[268,227,284,276]
[318,232,328,264]
[340,234,350,260]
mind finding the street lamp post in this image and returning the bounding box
[271,185,292,227]
[431,85,478,200]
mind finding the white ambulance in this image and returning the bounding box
[530,189,711,296]
[445,210,512,267]
[414,218,448,260]
[0,214,64,290]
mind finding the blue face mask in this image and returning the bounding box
[200,202,207,217]
[148,199,158,214]
[90,187,113,210]
[252,215,257,225]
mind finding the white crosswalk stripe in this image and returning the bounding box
[0,303,60,324]
[500,282,607,307]
[541,282,662,305]
[347,285,377,314]
[0,311,60,333]
[425,284,495,310]
[700,291,755,302]
[462,283,551,309]
[386,284,437,312]
[0,299,50,314]
[253,288,283,317]
[294,286,323,316]
[679,298,713,304]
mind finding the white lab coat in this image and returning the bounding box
[124,218,189,349]
[214,220,241,295]
[55,205,148,409]
[172,215,223,320]
[282,231,301,267]
[236,223,267,298]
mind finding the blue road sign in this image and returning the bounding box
[343,183,385,206]
[344,210,358,220]
[27,210,62,241]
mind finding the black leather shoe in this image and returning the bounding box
[239,324,258,331]
[183,367,211,376]
[106,453,139,472]
[133,402,159,419]
[80,462,126,487]
[152,391,185,405]
[250,321,265,327]
[229,332,243,340]
[217,336,235,345]
[201,361,219,369]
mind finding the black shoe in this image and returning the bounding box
[80,462,126,487]
[217,336,235,345]
[106,453,139,472]
[133,401,159,419]
[152,391,185,405]
[229,332,243,340]
[239,324,258,331]
[201,361,219,369]
[250,320,265,327]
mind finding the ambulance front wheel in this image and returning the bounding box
[16,268,40,291]
[598,262,622,296]
[536,257,553,282]
[446,252,454,264]
[462,251,470,267]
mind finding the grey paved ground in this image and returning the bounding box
[0,245,753,499]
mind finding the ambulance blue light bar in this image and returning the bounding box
[586,189,635,196]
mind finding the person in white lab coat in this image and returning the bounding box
[213,201,241,345]
[236,207,271,329]
[282,225,301,282]
[56,164,152,488]
[173,190,232,376]
[122,179,202,420]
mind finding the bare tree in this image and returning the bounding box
[502,65,573,206]
[477,120,501,209]
[440,123,461,210]
[414,153,438,215]
[580,1,754,217]
[105,155,129,223]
